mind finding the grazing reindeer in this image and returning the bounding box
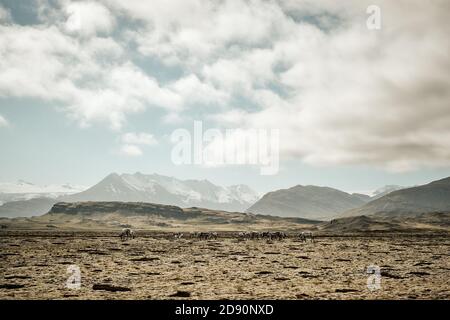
[120,228,135,241]
[271,231,287,241]
[250,231,261,240]
[197,232,209,240]
[238,231,258,240]
[190,232,199,239]
[241,231,285,241]
[261,231,286,241]
[238,231,249,240]
[197,232,218,240]
[173,232,184,239]
[299,231,314,243]
[261,232,270,239]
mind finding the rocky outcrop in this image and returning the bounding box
[49,201,189,219]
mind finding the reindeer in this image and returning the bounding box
[238,231,258,240]
[197,232,218,240]
[260,231,286,241]
[250,231,261,240]
[299,231,314,243]
[120,228,135,241]
[190,232,199,239]
[238,231,249,240]
[173,232,184,239]
[271,231,287,241]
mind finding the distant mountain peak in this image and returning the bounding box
[62,172,259,212]
[106,172,121,178]
[17,179,35,186]
[372,185,405,199]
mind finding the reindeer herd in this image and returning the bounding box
[237,231,314,242]
[119,228,314,242]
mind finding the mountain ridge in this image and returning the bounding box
[341,177,450,218]
[247,184,371,220]
[0,173,260,217]
[63,172,260,212]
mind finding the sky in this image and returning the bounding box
[0,0,449,194]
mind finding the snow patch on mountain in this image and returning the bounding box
[0,180,86,194]
[0,181,87,204]
[67,172,260,212]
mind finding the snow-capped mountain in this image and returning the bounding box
[0,180,87,204]
[63,172,260,212]
[371,185,406,199]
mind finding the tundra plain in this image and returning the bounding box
[1,231,448,300]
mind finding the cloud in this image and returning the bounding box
[0,5,11,23]
[0,114,8,127]
[119,144,143,157]
[64,1,116,37]
[118,0,287,68]
[0,0,449,171]
[119,132,157,157]
[0,24,181,130]
[169,74,229,108]
[206,0,450,172]
[121,132,157,145]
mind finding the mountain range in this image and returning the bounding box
[0,174,449,224]
[0,180,86,205]
[248,178,449,220]
[0,173,260,217]
[64,173,260,211]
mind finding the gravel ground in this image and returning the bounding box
[1,233,449,299]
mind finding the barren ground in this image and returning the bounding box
[1,232,449,299]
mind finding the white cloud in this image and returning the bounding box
[119,132,158,157]
[64,1,115,37]
[0,0,449,171]
[206,0,450,171]
[0,114,8,127]
[0,25,181,130]
[65,62,182,129]
[119,144,142,157]
[169,74,229,108]
[121,132,157,145]
[115,0,287,68]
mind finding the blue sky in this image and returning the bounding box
[0,0,449,194]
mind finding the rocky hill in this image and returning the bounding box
[0,201,321,231]
[321,212,450,233]
[247,185,370,220]
[341,177,450,218]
